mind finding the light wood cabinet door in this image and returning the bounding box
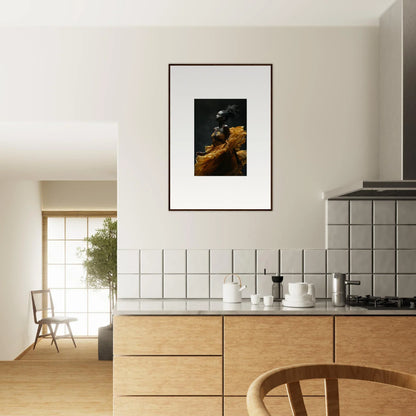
[224,316,333,395]
[225,396,325,416]
[336,316,416,415]
[115,397,222,416]
[114,356,223,396]
[114,316,222,355]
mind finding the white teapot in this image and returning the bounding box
[223,274,247,303]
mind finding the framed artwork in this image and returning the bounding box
[169,64,272,211]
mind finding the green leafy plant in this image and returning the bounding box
[81,218,117,324]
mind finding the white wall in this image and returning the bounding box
[0,27,379,249]
[0,181,42,360]
[42,181,117,210]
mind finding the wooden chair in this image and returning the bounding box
[246,363,416,416]
[31,289,77,353]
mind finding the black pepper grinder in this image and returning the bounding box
[272,275,284,302]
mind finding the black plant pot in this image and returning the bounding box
[98,324,113,361]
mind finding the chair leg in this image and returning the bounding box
[66,322,77,348]
[51,323,59,345]
[33,324,42,350]
[47,323,59,352]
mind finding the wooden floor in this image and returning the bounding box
[0,339,112,416]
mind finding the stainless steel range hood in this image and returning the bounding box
[324,181,416,200]
[325,0,416,200]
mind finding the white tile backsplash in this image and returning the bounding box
[397,226,416,249]
[350,225,372,249]
[117,250,139,274]
[327,200,349,224]
[327,226,349,249]
[373,225,395,249]
[256,249,278,274]
[140,250,163,274]
[305,274,326,298]
[140,274,162,298]
[256,274,273,296]
[117,274,140,298]
[350,201,372,224]
[233,249,255,274]
[350,250,372,274]
[374,275,396,297]
[304,249,326,274]
[304,274,326,298]
[164,274,186,298]
[397,201,416,224]
[280,249,303,274]
[239,274,256,298]
[210,274,227,298]
[164,249,186,274]
[373,250,395,274]
[210,249,232,274]
[374,201,395,225]
[327,250,349,274]
[397,275,416,297]
[125,194,416,302]
[397,250,416,274]
[349,274,372,296]
[187,274,209,298]
[187,250,209,274]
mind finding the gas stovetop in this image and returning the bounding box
[347,295,416,310]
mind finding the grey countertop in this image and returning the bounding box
[115,299,416,316]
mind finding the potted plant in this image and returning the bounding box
[81,217,117,360]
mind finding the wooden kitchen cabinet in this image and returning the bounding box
[114,397,222,416]
[113,315,222,355]
[114,356,222,396]
[113,316,223,416]
[224,316,333,396]
[225,396,325,416]
[335,316,416,415]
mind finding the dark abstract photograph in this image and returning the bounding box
[194,98,247,176]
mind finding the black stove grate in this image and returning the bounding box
[347,295,416,309]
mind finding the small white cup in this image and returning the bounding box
[251,294,260,305]
[263,295,274,306]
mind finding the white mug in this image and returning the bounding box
[251,294,260,305]
[288,282,309,297]
[263,295,274,306]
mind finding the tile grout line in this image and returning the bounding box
[371,201,374,296]
[395,201,398,297]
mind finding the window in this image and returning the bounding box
[44,212,116,336]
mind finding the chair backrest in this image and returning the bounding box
[31,289,55,324]
[246,363,416,416]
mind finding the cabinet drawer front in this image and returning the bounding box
[114,316,222,355]
[115,396,222,416]
[224,316,333,395]
[339,380,416,416]
[336,317,416,373]
[114,356,222,396]
[225,396,325,416]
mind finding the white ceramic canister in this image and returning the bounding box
[223,274,247,303]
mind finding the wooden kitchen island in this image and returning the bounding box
[113,300,416,416]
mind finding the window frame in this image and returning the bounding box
[42,211,117,337]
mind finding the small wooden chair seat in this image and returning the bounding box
[38,316,77,325]
[31,289,77,353]
[246,363,416,416]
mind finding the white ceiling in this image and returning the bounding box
[0,123,117,180]
[0,0,397,27]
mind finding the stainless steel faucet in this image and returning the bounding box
[332,273,360,307]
